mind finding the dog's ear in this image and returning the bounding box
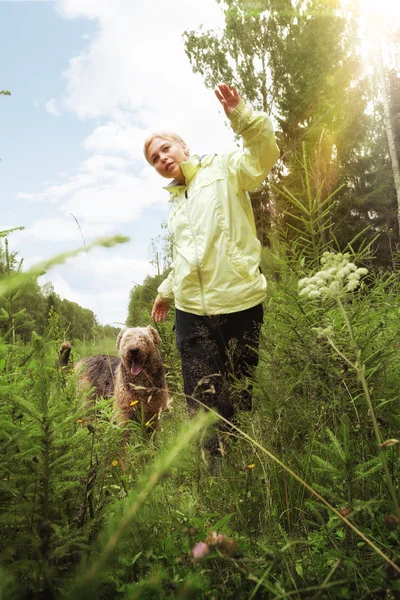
[116,329,126,351]
[148,326,161,346]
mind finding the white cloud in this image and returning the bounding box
[17,173,100,203]
[23,255,46,270]
[39,272,82,305]
[56,0,235,156]
[16,152,163,224]
[26,217,115,242]
[45,98,62,117]
[18,158,165,238]
[63,184,143,224]
[68,253,151,283]
[80,154,129,172]
[83,122,148,161]
[0,225,28,250]
[39,253,153,325]
[15,0,240,325]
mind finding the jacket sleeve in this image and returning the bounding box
[227,100,279,192]
[157,260,175,302]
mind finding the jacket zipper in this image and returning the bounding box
[185,189,207,315]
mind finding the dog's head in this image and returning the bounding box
[117,326,161,376]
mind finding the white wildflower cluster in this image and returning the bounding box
[298,252,368,301]
[312,325,335,339]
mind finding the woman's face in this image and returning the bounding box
[147,136,190,183]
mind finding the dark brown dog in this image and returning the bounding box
[58,341,72,369]
[75,327,169,429]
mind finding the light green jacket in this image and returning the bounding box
[157,100,279,315]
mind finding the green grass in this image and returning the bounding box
[1,250,400,599]
[73,335,119,359]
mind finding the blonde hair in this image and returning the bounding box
[143,131,187,164]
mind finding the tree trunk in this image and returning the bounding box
[376,42,400,236]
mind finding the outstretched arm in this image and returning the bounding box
[215,83,279,191]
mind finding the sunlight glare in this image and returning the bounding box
[358,0,400,21]
[355,0,399,65]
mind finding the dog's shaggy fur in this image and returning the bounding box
[58,341,72,369]
[75,327,169,428]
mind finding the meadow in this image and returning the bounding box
[1,224,399,599]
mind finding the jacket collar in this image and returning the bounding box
[163,155,202,198]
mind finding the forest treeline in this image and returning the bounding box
[0,232,119,343]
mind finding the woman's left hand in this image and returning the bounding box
[151,296,170,322]
[214,83,241,117]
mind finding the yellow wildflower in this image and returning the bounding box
[145,419,152,427]
[247,464,255,469]
[130,400,139,407]
[111,460,118,467]
[76,419,83,424]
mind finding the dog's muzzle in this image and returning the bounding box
[128,348,143,376]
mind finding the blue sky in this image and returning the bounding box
[1,0,235,326]
[1,2,94,194]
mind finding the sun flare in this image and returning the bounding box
[353,0,400,63]
[358,0,400,20]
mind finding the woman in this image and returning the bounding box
[144,83,279,451]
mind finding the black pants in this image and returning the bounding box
[175,303,263,423]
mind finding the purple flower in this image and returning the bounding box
[192,542,209,560]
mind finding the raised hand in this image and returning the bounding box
[214,83,241,117]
